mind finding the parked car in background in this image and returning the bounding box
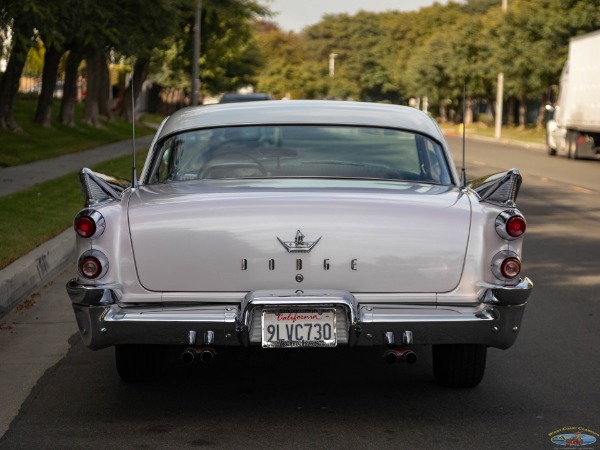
[67,100,533,388]
[219,92,273,103]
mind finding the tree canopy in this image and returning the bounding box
[1,0,599,132]
[0,0,269,129]
[254,0,600,125]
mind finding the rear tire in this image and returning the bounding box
[432,344,487,388]
[567,130,581,159]
[546,132,557,156]
[115,344,167,382]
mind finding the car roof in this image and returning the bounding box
[157,100,445,143]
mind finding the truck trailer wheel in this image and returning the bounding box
[432,344,487,388]
[546,120,558,156]
[566,131,581,160]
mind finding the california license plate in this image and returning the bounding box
[261,309,337,348]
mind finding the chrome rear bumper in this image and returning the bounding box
[66,278,532,350]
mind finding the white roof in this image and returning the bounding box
[157,100,445,143]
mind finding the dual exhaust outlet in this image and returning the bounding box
[383,330,417,364]
[181,346,216,365]
[182,330,216,364]
[383,347,417,365]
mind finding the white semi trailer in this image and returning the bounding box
[547,30,600,159]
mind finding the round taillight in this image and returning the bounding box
[74,210,105,239]
[75,216,96,238]
[78,249,109,279]
[506,216,526,238]
[80,256,102,279]
[495,210,526,240]
[501,257,521,279]
[492,250,522,281]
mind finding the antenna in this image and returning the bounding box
[460,84,467,188]
[130,57,138,189]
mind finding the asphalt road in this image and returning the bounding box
[1,137,598,449]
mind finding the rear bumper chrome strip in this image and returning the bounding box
[67,283,531,351]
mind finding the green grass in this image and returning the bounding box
[0,96,160,167]
[0,151,147,270]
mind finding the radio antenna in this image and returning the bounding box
[130,57,138,189]
[460,84,467,188]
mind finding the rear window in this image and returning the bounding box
[149,125,452,185]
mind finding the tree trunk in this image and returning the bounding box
[59,48,83,126]
[464,96,473,126]
[439,100,447,123]
[82,52,103,127]
[118,57,149,123]
[536,94,546,130]
[518,93,527,129]
[0,23,33,131]
[506,97,516,127]
[34,46,63,127]
[488,97,496,121]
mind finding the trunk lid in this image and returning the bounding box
[128,180,471,293]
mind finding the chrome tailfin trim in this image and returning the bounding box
[468,168,522,207]
[79,168,131,206]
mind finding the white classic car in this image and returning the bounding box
[67,100,533,387]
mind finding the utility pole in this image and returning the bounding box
[494,0,508,139]
[329,53,338,78]
[191,0,202,106]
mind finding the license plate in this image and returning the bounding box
[261,309,337,348]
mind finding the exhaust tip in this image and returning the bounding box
[199,349,215,364]
[384,351,398,364]
[405,351,417,364]
[383,348,417,364]
[181,349,196,365]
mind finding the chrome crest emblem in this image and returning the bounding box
[277,230,321,253]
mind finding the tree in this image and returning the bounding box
[195,0,269,95]
[301,12,397,101]
[32,0,80,127]
[0,1,41,130]
[380,2,465,104]
[59,47,83,126]
[112,0,183,122]
[148,0,269,101]
[254,22,305,98]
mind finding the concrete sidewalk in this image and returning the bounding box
[0,135,154,319]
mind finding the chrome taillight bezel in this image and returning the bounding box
[78,249,109,280]
[74,209,106,239]
[495,210,526,240]
[491,250,522,281]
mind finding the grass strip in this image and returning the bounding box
[0,97,162,167]
[0,151,147,270]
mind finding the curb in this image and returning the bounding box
[0,228,75,319]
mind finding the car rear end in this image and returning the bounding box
[66,101,532,386]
